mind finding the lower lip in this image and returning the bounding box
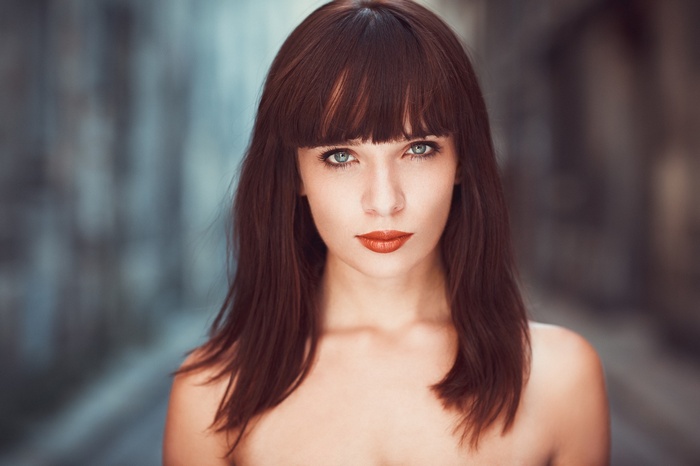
[356,234,413,254]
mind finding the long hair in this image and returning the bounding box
[182,0,530,451]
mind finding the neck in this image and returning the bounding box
[319,250,451,333]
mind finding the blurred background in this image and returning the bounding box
[0,0,698,464]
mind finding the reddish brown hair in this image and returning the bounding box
[184,0,530,451]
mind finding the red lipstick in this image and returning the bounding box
[356,230,413,254]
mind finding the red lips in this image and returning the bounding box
[356,230,413,254]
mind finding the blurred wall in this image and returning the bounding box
[0,0,192,446]
[448,0,700,351]
[0,0,325,449]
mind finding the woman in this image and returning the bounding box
[164,0,610,464]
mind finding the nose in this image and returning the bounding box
[361,163,405,216]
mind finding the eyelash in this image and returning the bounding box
[318,141,442,170]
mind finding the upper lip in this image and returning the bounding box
[356,230,412,240]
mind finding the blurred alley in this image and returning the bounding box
[1,0,699,464]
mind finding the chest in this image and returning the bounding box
[232,340,551,465]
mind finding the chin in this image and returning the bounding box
[332,244,440,280]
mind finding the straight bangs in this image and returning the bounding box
[270,4,460,148]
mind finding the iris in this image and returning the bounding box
[411,143,428,155]
[333,151,351,163]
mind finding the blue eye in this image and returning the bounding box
[320,149,356,168]
[332,151,351,163]
[407,141,439,158]
[411,143,428,155]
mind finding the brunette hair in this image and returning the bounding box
[183,0,530,452]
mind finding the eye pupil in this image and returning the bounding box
[333,152,349,163]
[412,144,427,155]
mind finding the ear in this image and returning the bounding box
[298,178,306,196]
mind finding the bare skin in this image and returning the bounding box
[163,138,610,465]
[164,321,609,465]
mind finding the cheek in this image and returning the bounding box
[412,166,457,217]
[303,180,354,242]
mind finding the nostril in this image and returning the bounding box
[360,164,405,216]
[362,189,405,216]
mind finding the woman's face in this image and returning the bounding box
[297,135,459,278]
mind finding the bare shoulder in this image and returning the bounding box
[527,322,610,466]
[163,349,233,466]
[528,322,607,406]
[529,322,601,369]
